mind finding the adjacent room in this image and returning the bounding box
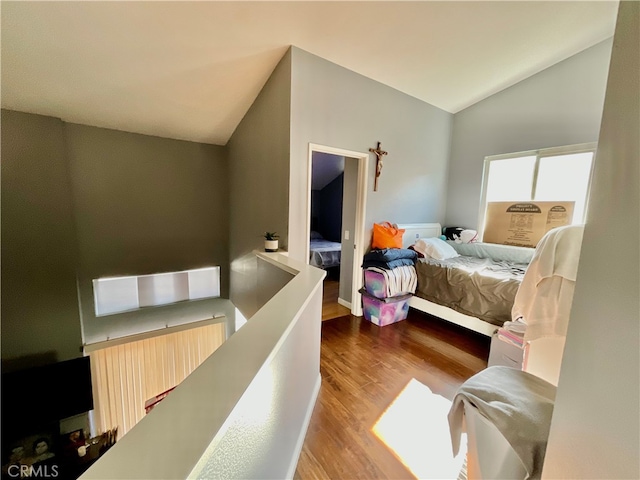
[1,1,638,479]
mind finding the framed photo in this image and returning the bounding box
[2,431,56,472]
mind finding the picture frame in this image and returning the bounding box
[2,431,57,472]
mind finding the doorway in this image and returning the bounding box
[306,144,368,318]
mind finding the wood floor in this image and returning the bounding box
[294,309,490,480]
[322,277,351,321]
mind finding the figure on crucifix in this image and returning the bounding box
[369,142,388,192]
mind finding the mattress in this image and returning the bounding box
[415,255,528,327]
[309,239,341,268]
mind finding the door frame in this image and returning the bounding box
[306,143,368,317]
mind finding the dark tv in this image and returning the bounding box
[1,357,94,438]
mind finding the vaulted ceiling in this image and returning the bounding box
[1,1,618,145]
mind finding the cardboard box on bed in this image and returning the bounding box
[483,201,574,248]
[360,289,411,326]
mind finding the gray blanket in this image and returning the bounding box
[448,366,556,479]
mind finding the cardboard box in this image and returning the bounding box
[483,201,574,248]
[360,289,411,326]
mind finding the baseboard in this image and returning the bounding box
[337,297,351,309]
[286,372,322,479]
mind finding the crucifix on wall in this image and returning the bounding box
[369,142,388,192]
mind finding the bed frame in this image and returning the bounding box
[398,223,497,337]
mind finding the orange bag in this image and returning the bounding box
[372,222,405,249]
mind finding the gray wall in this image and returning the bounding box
[2,110,233,354]
[339,157,358,302]
[63,123,230,340]
[1,110,83,366]
[446,39,613,230]
[256,257,295,316]
[310,190,321,230]
[317,173,344,242]
[288,47,453,261]
[543,2,639,477]
[228,50,291,316]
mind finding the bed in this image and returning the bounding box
[309,231,342,269]
[397,223,533,337]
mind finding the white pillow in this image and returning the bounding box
[413,237,459,260]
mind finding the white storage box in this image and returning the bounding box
[488,333,523,369]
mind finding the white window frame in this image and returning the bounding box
[477,142,597,240]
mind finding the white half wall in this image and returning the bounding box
[542,2,639,478]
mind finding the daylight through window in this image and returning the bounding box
[479,144,595,238]
[93,267,221,316]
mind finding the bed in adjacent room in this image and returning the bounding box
[398,223,533,336]
[309,231,342,269]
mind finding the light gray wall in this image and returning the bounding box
[63,123,231,341]
[339,157,358,302]
[543,2,639,478]
[446,39,613,230]
[288,47,453,262]
[228,49,291,316]
[1,110,83,366]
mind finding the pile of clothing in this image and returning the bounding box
[360,248,419,327]
[497,318,526,349]
[362,248,418,297]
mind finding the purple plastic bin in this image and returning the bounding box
[360,289,412,327]
[364,269,389,298]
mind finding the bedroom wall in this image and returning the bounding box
[318,173,344,243]
[310,190,321,231]
[543,2,639,477]
[445,38,614,230]
[227,49,291,318]
[339,158,359,303]
[1,110,83,366]
[288,47,453,262]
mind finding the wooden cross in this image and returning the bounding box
[369,141,388,192]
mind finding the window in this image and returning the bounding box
[93,267,220,316]
[479,144,596,237]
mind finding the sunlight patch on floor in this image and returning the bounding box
[372,378,467,479]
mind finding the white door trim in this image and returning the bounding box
[307,143,368,317]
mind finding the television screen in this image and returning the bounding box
[1,357,94,438]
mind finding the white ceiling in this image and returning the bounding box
[1,1,618,146]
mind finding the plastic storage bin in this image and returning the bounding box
[488,333,524,369]
[360,289,412,326]
[363,268,390,298]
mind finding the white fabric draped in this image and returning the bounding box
[512,225,585,342]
